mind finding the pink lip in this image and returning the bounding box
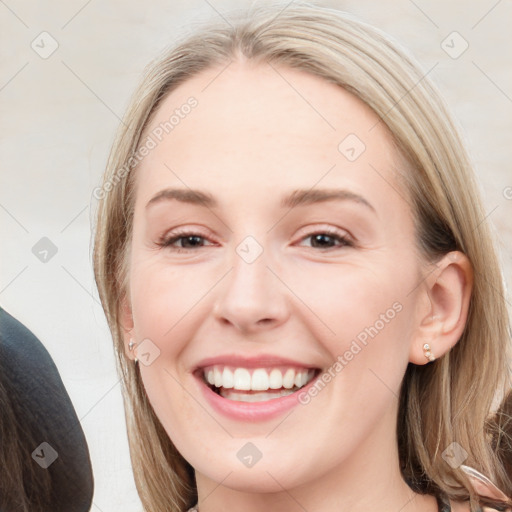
[194,353,319,371]
[193,368,321,422]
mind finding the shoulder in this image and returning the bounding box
[0,306,57,374]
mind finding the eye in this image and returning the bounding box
[157,230,216,253]
[157,227,354,253]
[297,228,353,250]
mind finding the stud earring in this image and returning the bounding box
[128,339,138,364]
[423,343,435,362]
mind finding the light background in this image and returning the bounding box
[1,1,511,511]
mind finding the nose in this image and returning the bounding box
[212,240,290,334]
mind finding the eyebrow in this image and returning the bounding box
[145,187,376,213]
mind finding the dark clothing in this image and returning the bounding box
[0,306,93,511]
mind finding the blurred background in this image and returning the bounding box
[1,1,511,510]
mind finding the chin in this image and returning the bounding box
[195,454,315,494]
[212,469,298,493]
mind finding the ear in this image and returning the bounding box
[119,292,136,361]
[409,251,473,365]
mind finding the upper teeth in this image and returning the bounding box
[204,366,315,391]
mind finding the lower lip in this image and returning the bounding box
[195,371,320,422]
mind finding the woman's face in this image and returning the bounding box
[124,61,429,493]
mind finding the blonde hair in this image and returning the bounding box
[92,2,512,511]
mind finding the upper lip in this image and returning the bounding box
[194,353,321,371]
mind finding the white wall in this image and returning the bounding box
[1,1,510,511]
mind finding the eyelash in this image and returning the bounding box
[157,227,354,253]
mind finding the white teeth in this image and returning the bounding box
[203,365,316,393]
[222,367,234,389]
[269,368,283,389]
[297,371,308,387]
[282,369,295,389]
[214,367,223,388]
[251,368,269,391]
[220,388,296,402]
[233,368,251,390]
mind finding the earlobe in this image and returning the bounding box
[409,251,473,365]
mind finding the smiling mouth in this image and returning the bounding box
[200,365,321,403]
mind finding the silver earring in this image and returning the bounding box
[128,339,138,364]
[423,343,435,362]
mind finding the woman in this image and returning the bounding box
[92,2,512,511]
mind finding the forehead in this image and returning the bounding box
[134,60,403,209]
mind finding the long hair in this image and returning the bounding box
[92,3,512,511]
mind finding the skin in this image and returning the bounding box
[120,59,473,512]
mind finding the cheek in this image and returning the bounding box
[129,260,209,348]
[281,257,418,409]
[129,263,204,437]
[283,257,413,351]
[128,261,220,422]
